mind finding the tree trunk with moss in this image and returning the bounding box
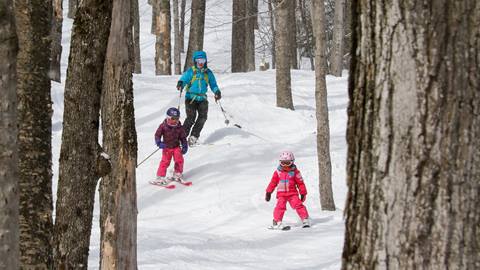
[342,1,480,269]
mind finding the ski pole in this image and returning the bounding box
[177,88,183,110]
[136,148,160,168]
[216,100,242,128]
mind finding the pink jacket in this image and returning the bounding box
[266,165,307,198]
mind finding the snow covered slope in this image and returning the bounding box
[51,0,349,269]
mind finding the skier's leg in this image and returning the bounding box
[172,146,184,174]
[190,100,208,138]
[273,196,288,222]
[156,149,173,177]
[183,100,198,137]
[288,195,309,220]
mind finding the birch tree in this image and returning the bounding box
[342,1,480,269]
[0,0,19,268]
[155,0,171,75]
[183,0,206,71]
[54,0,112,268]
[311,0,335,211]
[99,0,138,267]
[15,0,54,267]
[273,0,293,110]
[329,0,345,76]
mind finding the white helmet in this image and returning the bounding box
[279,151,295,162]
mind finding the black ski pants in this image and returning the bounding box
[184,99,208,138]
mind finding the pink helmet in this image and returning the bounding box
[279,151,295,162]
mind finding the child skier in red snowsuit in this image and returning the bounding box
[265,151,310,229]
[152,107,188,186]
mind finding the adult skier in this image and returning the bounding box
[176,50,222,146]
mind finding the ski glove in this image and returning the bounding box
[300,194,306,202]
[176,81,183,91]
[214,90,221,101]
[265,192,271,202]
[181,144,188,155]
[156,140,165,149]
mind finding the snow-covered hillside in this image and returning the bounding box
[51,0,349,269]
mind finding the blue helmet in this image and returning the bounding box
[192,51,207,66]
[166,107,180,118]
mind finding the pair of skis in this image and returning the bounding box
[268,223,311,231]
[149,177,192,189]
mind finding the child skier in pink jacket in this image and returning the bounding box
[265,151,310,229]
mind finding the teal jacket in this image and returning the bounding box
[179,51,220,102]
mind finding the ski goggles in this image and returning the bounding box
[167,115,179,121]
[280,160,293,166]
[195,58,206,64]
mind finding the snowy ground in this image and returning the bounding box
[51,0,349,269]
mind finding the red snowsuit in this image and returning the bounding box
[266,165,309,222]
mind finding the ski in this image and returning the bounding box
[268,225,291,231]
[149,180,176,189]
[168,177,192,186]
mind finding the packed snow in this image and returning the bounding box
[51,0,349,269]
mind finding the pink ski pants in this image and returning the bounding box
[156,147,184,177]
[273,195,309,222]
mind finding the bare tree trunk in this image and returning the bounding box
[183,0,206,72]
[342,0,351,68]
[245,0,256,72]
[299,0,314,70]
[311,0,335,211]
[329,0,344,76]
[342,1,480,269]
[132,0,141,74]
[288,0,298,69]
[268,0,276,69]
[232,0,247,72]
[179,0,186,53]
[50,0,63,82]
[68,0,77,19]
[155,0,171,75]
[273,0,293,110]
[151,0,157,34]
[173,0,182,74]
[99,0,138,267]
[0,1,19,268]
[253,0,259,29]
[53,0,112,268]
[15,0,54,267]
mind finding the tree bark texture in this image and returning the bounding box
[342,1,480,269]
[54,0,112,268]
[329,0,345,76]
[231,0,247,72]
[288,0,298,69]
[151,0,156,34]
[0,1,19,268]
[68,0,77,19]
[299,0,314,70]
[183,0,206,72]
[132,0,141,74]
[179,0,186,53]
[50,0,63,82]
[155,0,171,75]
[245,0,256,72]
[273,0,293,110]
[173,0,182,74]
[311,0,335,211]
[15,0,54,267]
[99,0,138,267]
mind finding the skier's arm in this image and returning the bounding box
[295,169,307,195]
[206,69,220,94]
[266,171,280,193]
[154,125,164,145]
[178,68,193,89]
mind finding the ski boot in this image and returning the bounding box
[188,136,198,146]
[270,220,290,231]
[302,218,311,228]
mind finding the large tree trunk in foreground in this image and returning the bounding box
[342,1,480,269]
[311,0,335,211]
[183,0,206,71]
[0,1,19,268]
[54,0,112,268]
[273,0,293,110]
[15,0,54,267]
[99,0,138,267]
